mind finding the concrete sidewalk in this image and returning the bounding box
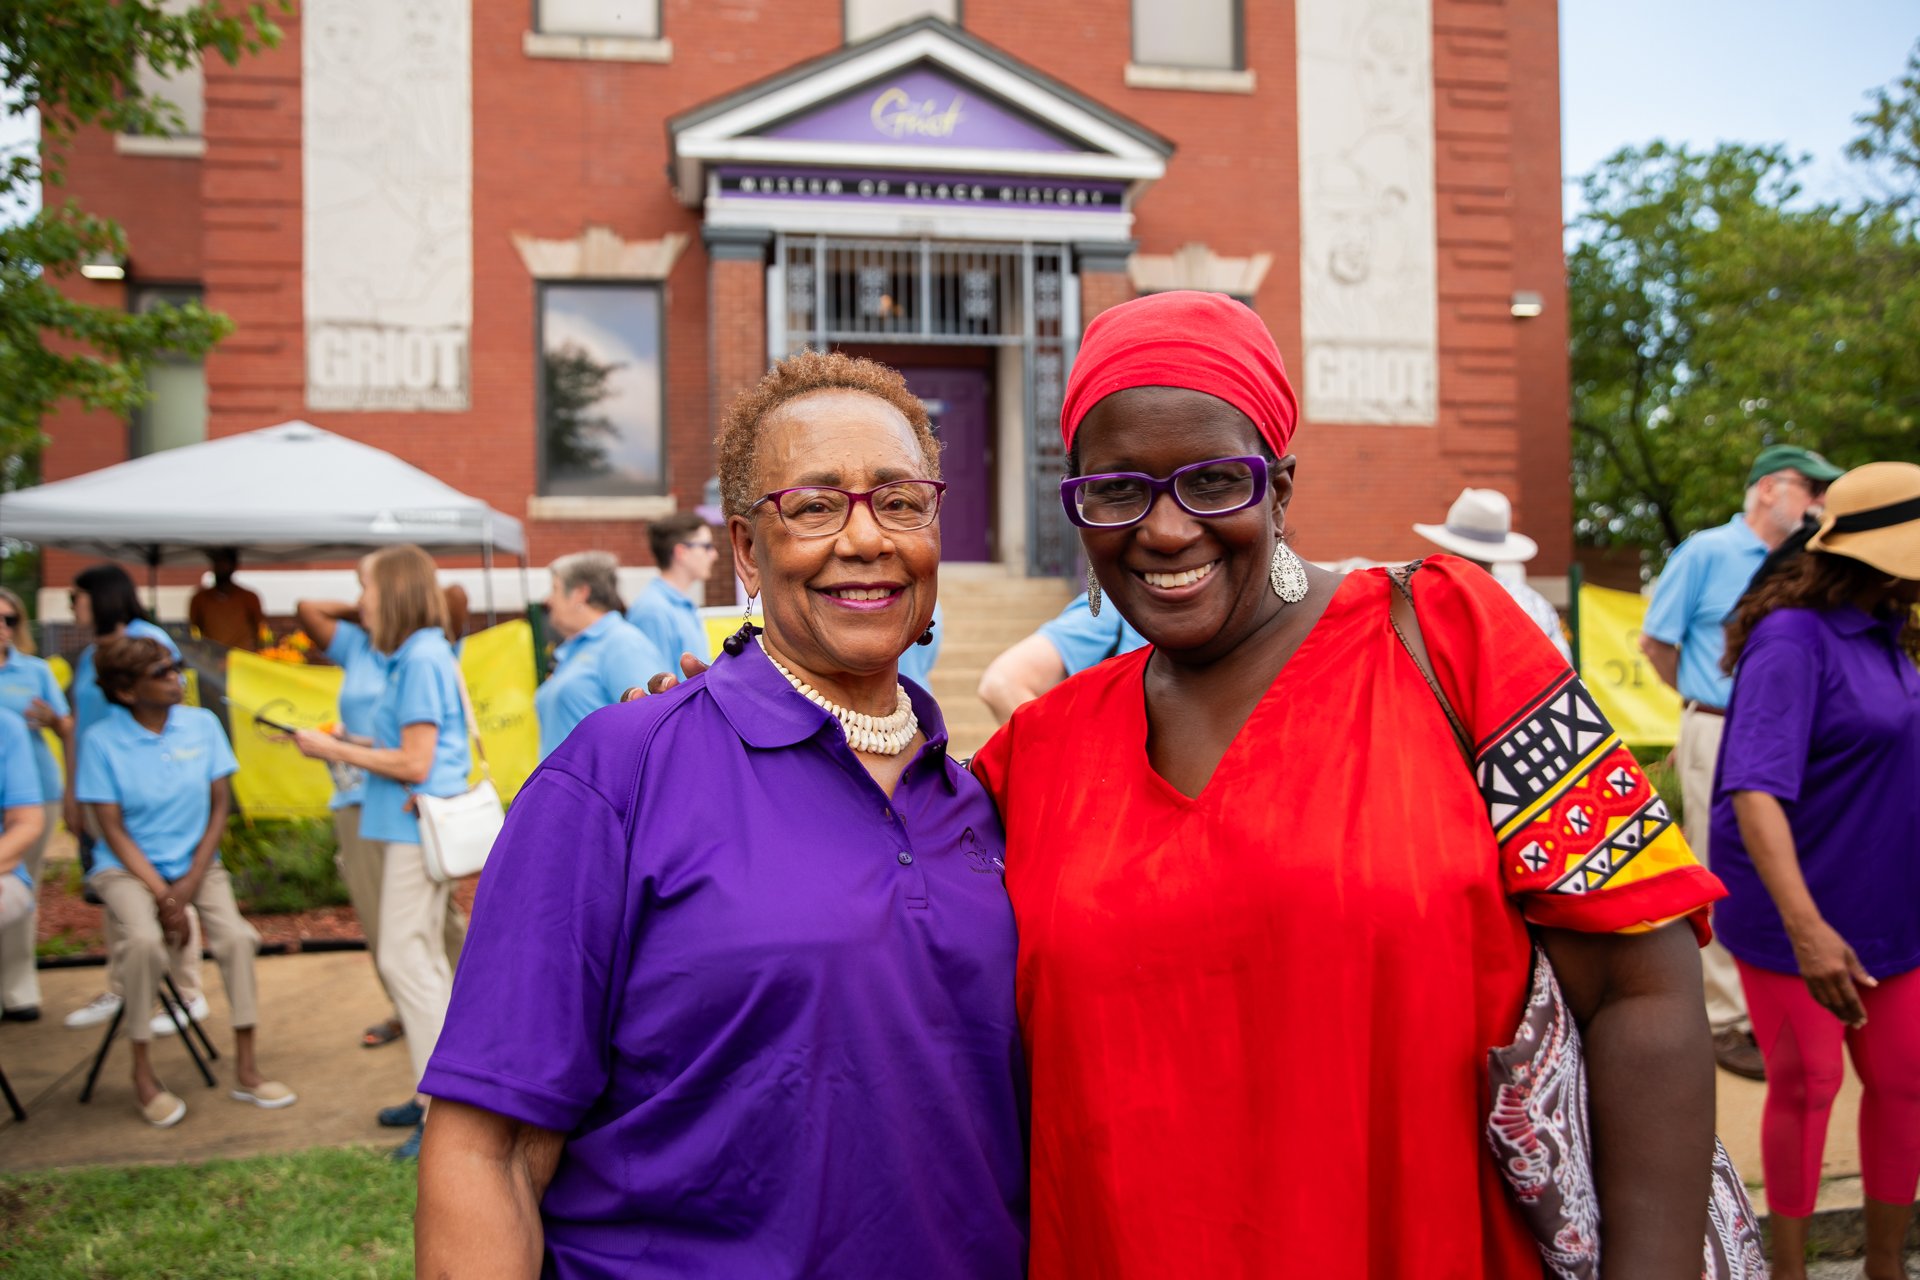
[0,949,1888,1239]
[0,950,416,1172]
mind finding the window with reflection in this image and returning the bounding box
[538,0,660,39]
[538,284,666,496]
[130,286,208,457]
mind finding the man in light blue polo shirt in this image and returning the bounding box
[628,512,719,667]
[977,591,1150,723]
[539,552,670,759]
[1639,442,1840,1080]
[0,709,48,940]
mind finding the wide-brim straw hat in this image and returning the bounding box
[1806,461,1920,580]
[1413,488,1538,563]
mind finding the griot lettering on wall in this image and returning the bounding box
[1304,343,1438,424]
[308,323,469,412]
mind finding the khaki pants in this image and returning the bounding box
[91,864,259,1044]
[333,806,467,1018]
[379,842,453,1089]
[1677,704,1751,1036]
[0,802,57,1009]
[0,875,31,934]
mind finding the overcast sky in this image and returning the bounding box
[1559,0,1917,215]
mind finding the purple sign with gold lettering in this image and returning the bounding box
[759,66,1078,153]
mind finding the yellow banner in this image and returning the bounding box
[226,650,343,819]
[1577,584,1682,748]
[460,621,539,802]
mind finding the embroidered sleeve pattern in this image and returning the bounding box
[1479,671,1724,936]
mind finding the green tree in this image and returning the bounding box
[542,344,624,481]
[1570,47,1920,558]
[0,1,288,455]
[1570,146,1920,554]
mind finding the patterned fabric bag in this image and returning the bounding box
[1385,564,1768,1280]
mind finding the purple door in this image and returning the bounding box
[897,366,992,561]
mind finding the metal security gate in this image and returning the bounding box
[773,235,1077,577]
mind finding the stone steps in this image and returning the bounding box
[924,568,1075,758]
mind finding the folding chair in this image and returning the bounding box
[79,973,219,1104]
[0,1058,23,1122]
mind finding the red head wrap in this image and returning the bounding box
[1059,290,1299,457]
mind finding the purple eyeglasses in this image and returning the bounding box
[751,479,947,539]
[1060,455,1269,529]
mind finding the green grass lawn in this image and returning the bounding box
[0,1147,416,1279]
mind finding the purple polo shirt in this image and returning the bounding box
[421,642,1027,1279]
[1711,606,1920,978]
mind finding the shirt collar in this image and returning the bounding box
[393,626,447,660]
[105,702,179,740]
[651,577,697,610]
[1724,513,1768,551]
[706,637,955,783]
[555,612,619,662]
[1825,604,1905,640]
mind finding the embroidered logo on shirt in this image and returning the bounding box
[961,827,1004,876]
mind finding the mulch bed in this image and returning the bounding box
[35,859,480,962]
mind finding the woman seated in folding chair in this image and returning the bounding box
[77,634,295,1128]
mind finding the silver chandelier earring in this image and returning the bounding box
[1269,539,1308,603]
[1086,567,1103,617]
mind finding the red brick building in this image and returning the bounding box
[40,0,1570,609]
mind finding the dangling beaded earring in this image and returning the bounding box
[915,620,935,646]
[721,595,759,656]
[1269,539,1309,604]
[1086,567,1103,617]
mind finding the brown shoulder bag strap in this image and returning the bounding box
[1385,560,1474,768]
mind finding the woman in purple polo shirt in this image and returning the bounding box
[1714,461,1920,1280]
[415,352,1025,1279]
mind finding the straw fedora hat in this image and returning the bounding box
[1412,489,1538,563]
[1806,461,1920,580]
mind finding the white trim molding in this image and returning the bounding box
[512,226,690,281]
[1123,64,1256,94]
[115,134,207,159]
[526,495,678,522]
[705,197,1134,244]
[522,31,673,63]
[670,24,1168,204]
[1129,242,1272,296]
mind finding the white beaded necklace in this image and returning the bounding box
[759,638,920,756]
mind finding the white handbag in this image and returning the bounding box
[414,671,505,883]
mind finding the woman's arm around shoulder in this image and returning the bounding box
[417,1100,564,1280]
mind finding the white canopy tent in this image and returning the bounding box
[0,421,527,618]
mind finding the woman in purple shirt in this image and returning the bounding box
[415,352,1026,1279]
[1713,462,1920,1280]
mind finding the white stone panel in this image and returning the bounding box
[1296,0,1439,426]
[303,0,472,412]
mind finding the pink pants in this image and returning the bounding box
[1739,960,1920,1217]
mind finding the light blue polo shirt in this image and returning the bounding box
[536,612,668,760]
[72,618,180,746]
[324,620,390,810]
[1038,591,1151,678]
[74,704,236,883]
[897,601,943,689]
[1643,514,1770,707]
[0,647,68,800]
[362,627,472,845]
[627,577,711,666]
[0,709,44,889]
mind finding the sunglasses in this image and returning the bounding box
[0,613,17,628]
[146,660,187,680]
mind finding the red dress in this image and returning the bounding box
[972,558,1723,1280]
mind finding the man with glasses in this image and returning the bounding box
[629,513,721,667]
[1640,443,1842,1081]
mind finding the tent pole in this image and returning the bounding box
[482,536,497,627]
[146,546,161,617]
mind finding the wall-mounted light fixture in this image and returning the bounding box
[1510,290,1543,319]
[79,253,126,281]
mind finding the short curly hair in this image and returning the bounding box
[716,350,941,518]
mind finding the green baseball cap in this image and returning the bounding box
[1746,444,1844,488]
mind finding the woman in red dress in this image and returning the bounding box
[972,291,1727,1278]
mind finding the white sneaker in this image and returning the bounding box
[150,995,211,1037]
[64,991,125,1029]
